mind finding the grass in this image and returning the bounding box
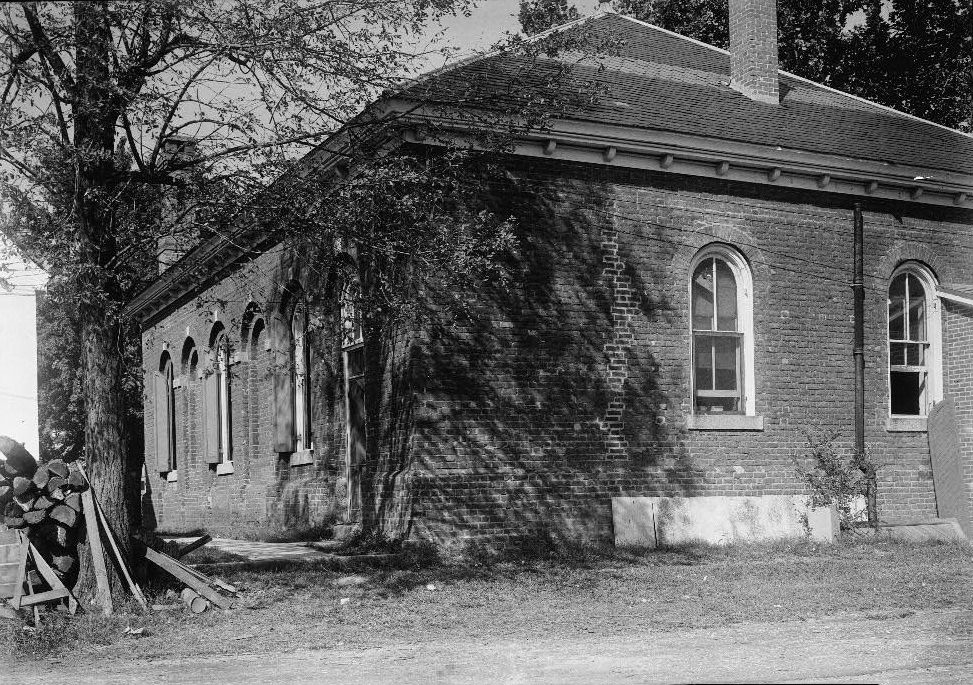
[5,538,972,663]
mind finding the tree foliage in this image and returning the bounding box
[0,0,492,595]
[519,0,581,36]
[0,0,611,583]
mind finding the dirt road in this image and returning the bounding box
[7,608,973,684]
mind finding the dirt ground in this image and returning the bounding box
[6,608,973,684]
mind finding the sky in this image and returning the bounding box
[429,0,604,60]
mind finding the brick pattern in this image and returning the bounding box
[142,246,342,535]
[409,157,973,547]
[944,301,973,518]
[599,212,636,460]
[141,154,973,547]
[728,0,780,103]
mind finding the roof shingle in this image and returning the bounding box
[409,13,973,175]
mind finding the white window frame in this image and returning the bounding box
[214,331,233,470]
[291,302,312,455]
[160,352,177,477]
[341,278,365,513]
[887,262,942,421]
[688,244,757,419]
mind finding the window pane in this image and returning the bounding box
[695,395,740,414]
[693,335,713,391]
[906,343,927,367]
[715,259,738,331]
[890,371,922,415]
[888,273,906,341]
[346,346,365,379]
[714,336,739,390]
[907,275,926,341]
[890,342,907,366]
[692,259,714,331]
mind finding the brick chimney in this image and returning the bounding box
[156,135,199,274]
[728,0,779,105]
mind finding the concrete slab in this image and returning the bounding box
[612,495,838,547]
[844,519,969,543]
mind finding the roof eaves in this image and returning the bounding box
[938,285,973,308]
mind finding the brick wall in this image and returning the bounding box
[141,245,344,535]
[944,301,973,518]
[408,156,973,547]
[140,152,973,546]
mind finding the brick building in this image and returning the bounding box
[128,1,973,546]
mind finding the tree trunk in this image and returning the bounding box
[74,315,132,600]
[71,2,133,601]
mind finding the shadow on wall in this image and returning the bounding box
[407,163,702,548]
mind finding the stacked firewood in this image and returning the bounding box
[0,436,86,582]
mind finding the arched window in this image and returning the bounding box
[205,325,232,469]
[181,337,198,378]
[291,301,312,452]
[342,276,365,513]
[888,263,941,416]
[153,351,176,474]
[690,245,755,416]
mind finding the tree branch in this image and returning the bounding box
[148,52,220,169]
[21,2,75,100]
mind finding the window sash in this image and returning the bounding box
[292,310,310,451]
[888,270,933,416]
[692,332,743,414]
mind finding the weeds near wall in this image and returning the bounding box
[794,429,876,528]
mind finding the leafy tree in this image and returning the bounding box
[0,0,484,598]
[0,0,607,597]
[519,0,581,35]
[878,0,972,130]
[613,0,730,48]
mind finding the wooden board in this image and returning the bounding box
[29,542,78,614]
[176,534,212,559]
[0,530,25,600]
[145,547,234,610]
[92,491,147,609]
[81,486,113,615]
[928,397,972,537]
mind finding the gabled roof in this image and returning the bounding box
[407,12,973,176]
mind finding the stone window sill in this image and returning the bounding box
[687,414,765,431]
[215,461,235,476]
[886,416,927,432]
[165,470,178,483]
[290,449,314,467]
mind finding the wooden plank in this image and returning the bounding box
[175,534,212,559]
[91,492,147,609]
[181,560,238,595]
[9,534,28,609]
[144,547,234,609]
[928,397,972,537]
[18,588,70,606]
[22,560,40,626]
[29,543,78,614]
[81,486,113,615]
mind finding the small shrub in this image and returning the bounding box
[339,529,402,555]
[795,428,874,528]
[399,540,441,569]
